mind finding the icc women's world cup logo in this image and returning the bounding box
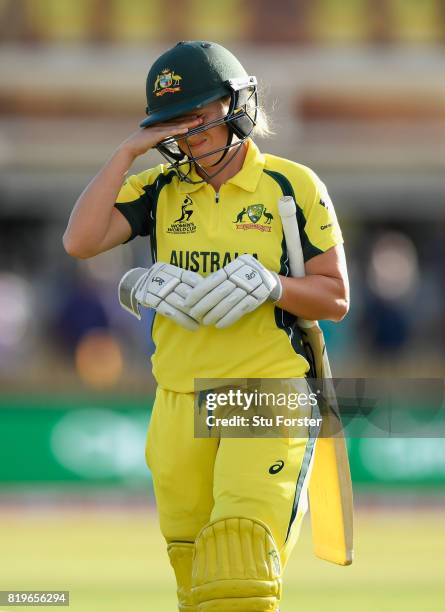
[167,196,197,234]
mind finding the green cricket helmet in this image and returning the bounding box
[140,41,258,183]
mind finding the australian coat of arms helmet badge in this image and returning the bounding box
[153,69,182,97]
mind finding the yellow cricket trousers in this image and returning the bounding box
[146,385,317,571]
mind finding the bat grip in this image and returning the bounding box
[278,195,317,328]
[278,195,297,219]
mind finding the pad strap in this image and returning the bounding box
[168,542,197,612]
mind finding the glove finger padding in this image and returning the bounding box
[192,517,282,611]
[175,282,196,300]
[184,254,282,329]
[202,288,249,326]
[189,280,237,320]
[139,267,181,303]
[215,295,259,329]
[185,269,229,308]
[182,269,207,288]
[165,291,201,318]
[227,263,263,293]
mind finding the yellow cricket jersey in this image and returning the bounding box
[115,139,343,393]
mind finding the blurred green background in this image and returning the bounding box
[1,0,444,610]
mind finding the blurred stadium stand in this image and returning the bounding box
[0,0,444,496]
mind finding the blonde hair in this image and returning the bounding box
[251,102,274,139]
[221,93,273,140]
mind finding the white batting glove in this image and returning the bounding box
[118,263,203,331]
[184,254,282,329]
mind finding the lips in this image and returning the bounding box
[189,139,207,150]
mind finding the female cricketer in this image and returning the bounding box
[64,41,349,611]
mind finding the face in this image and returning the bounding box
[176,99,232,169]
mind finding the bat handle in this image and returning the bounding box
[278,195,297,218]
[278,195,317,328]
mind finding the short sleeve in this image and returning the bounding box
[298,171,343,262]
[114,173,151,242]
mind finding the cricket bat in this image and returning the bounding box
[278,195,354,566]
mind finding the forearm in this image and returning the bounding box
[277,274,349,322]
[63,147,135,255]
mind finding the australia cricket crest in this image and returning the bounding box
[233,203,274,232]
[247,204,264,223]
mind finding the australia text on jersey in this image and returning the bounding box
[170,250,258,274]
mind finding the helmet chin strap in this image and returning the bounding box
[181,119,236,181]
[208,129,234,167]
